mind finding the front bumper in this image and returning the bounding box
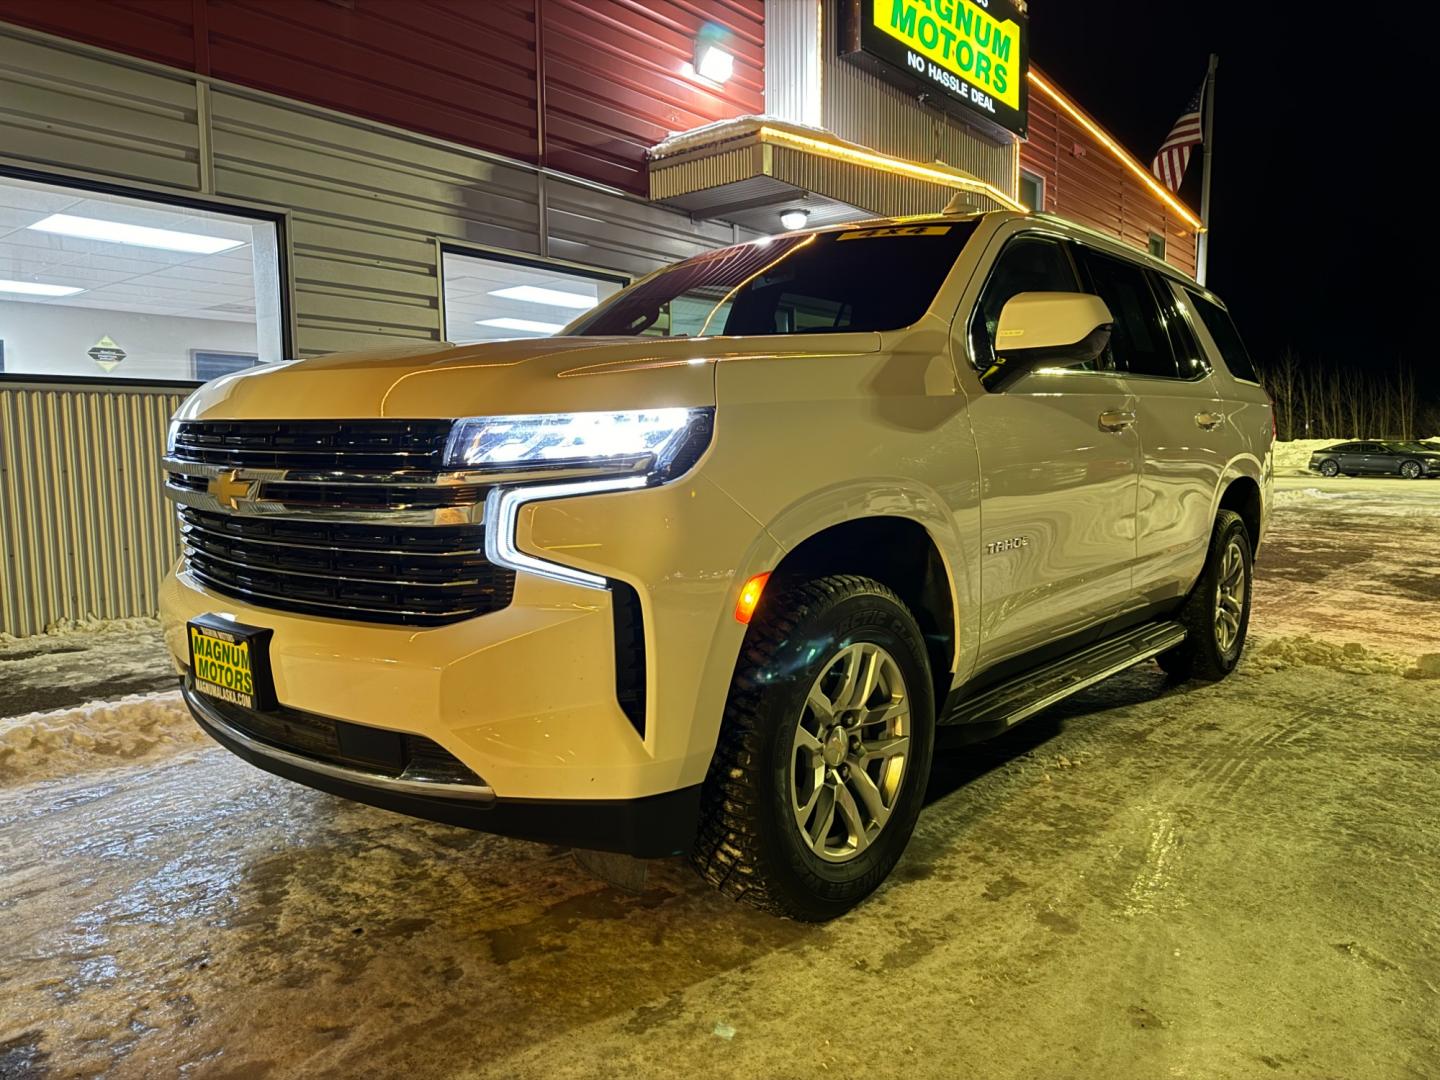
[184,683,701,855]
[160,471,777,847]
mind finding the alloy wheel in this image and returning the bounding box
[1214,539,1246,656]
[1402,461,1422,479]
[790,642,910,863]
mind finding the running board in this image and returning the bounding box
[941,620,1186,734]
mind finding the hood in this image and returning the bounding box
[176,333,881,421]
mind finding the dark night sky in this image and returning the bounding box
[1029,3,1435,404]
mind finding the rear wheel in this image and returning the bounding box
[1400,460,1423,480]
[691,575,935,921]
[1158,510,1253,683]
[1319,459,1340,477]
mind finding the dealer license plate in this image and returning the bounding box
[187,614,275,711]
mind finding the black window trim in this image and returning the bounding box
[0,163,295,391]
[1140,270,1213,384]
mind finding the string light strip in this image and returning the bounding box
[756,125,1027,212]
[1027,71,1203,230]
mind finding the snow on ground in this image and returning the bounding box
[1,477,1439,1077]
[0,691,205,785]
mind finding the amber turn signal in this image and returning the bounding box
[734,572,771,624]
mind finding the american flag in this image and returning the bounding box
[1152,84,1205,193]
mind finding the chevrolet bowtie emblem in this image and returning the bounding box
[207,470,258,510]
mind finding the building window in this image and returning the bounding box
[441,247,626,343]
[1147,232,1167,260]
[1019,169,1045,213]
[0,172,284,383]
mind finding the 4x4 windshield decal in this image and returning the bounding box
[837,224,953,240]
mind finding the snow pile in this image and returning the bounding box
[0,691,206,784]
[0,615,160,645]
[1273,439,1342,474]
[1247,634,1414,677]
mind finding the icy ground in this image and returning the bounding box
[1,476,1438,1079]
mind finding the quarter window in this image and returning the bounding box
[0,172,284,383]
[1185,290,1260,384]
[1072,246,1179,379]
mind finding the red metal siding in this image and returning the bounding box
[0,0,763,192]
[542,0,764,192]
[1022,80,1198,278]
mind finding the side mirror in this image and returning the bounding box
[985,291,1114,390]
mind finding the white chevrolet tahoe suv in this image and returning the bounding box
[160,210,1272,920]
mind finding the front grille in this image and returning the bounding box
[189,677,483,787]
[171,419,453,471]
[179,507,513,625]
[166,419,515,626]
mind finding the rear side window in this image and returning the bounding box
[1072,247,1179,378]
[970,236,1081,372]
[1186,291,1260,383]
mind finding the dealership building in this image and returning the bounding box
[0,0,1201,637]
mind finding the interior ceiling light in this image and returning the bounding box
[488,285,598,310]
[0,279,85,297]
[478,317,564,334]
[27,213,246,254]
[779,208,810,231]
[695,43,734,84]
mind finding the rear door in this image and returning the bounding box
[1070,245,1227,608]
[959,232,1141,666]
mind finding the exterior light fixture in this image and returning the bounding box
[695,42,734,84]
[779,208,809,231]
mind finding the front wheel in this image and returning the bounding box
[1400,460,1423,480]
[1158,510,1254,683]
[691,575,935,921]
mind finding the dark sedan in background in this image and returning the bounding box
[1309,441,1440,479]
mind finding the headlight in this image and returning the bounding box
[444,408,712,479]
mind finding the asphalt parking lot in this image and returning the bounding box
[2,476,1438,1079]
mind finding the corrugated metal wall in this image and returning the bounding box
[819,1,1014,198]
[1022,82,1199,277]
[0,23,745,636]
[0,0,765,197]
[0,386,183,637]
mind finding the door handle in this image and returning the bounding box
[1194,411,1227,430]
[1098,409,1136,432]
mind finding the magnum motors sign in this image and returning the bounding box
[842,0,1029,136]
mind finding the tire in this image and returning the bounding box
[1400,460,1423,480]
[1319,459,1340,477]
[1157,510,1254,683]
[691,575,936,921]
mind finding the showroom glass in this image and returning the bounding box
[1186,289,1260,383]
[0,174,282,383]
[1073,246,1180,379]
[969,236,1082,372]
[441,249,625,344]
[568,223,979,338]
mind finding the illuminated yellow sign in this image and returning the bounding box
[871,0,1021,112]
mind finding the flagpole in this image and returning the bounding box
[1196,53,1219,286]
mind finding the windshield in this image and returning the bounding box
[1395,442,1437,452]
[566,222,979,338]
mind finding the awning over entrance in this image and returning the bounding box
[647,117,1022,233]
